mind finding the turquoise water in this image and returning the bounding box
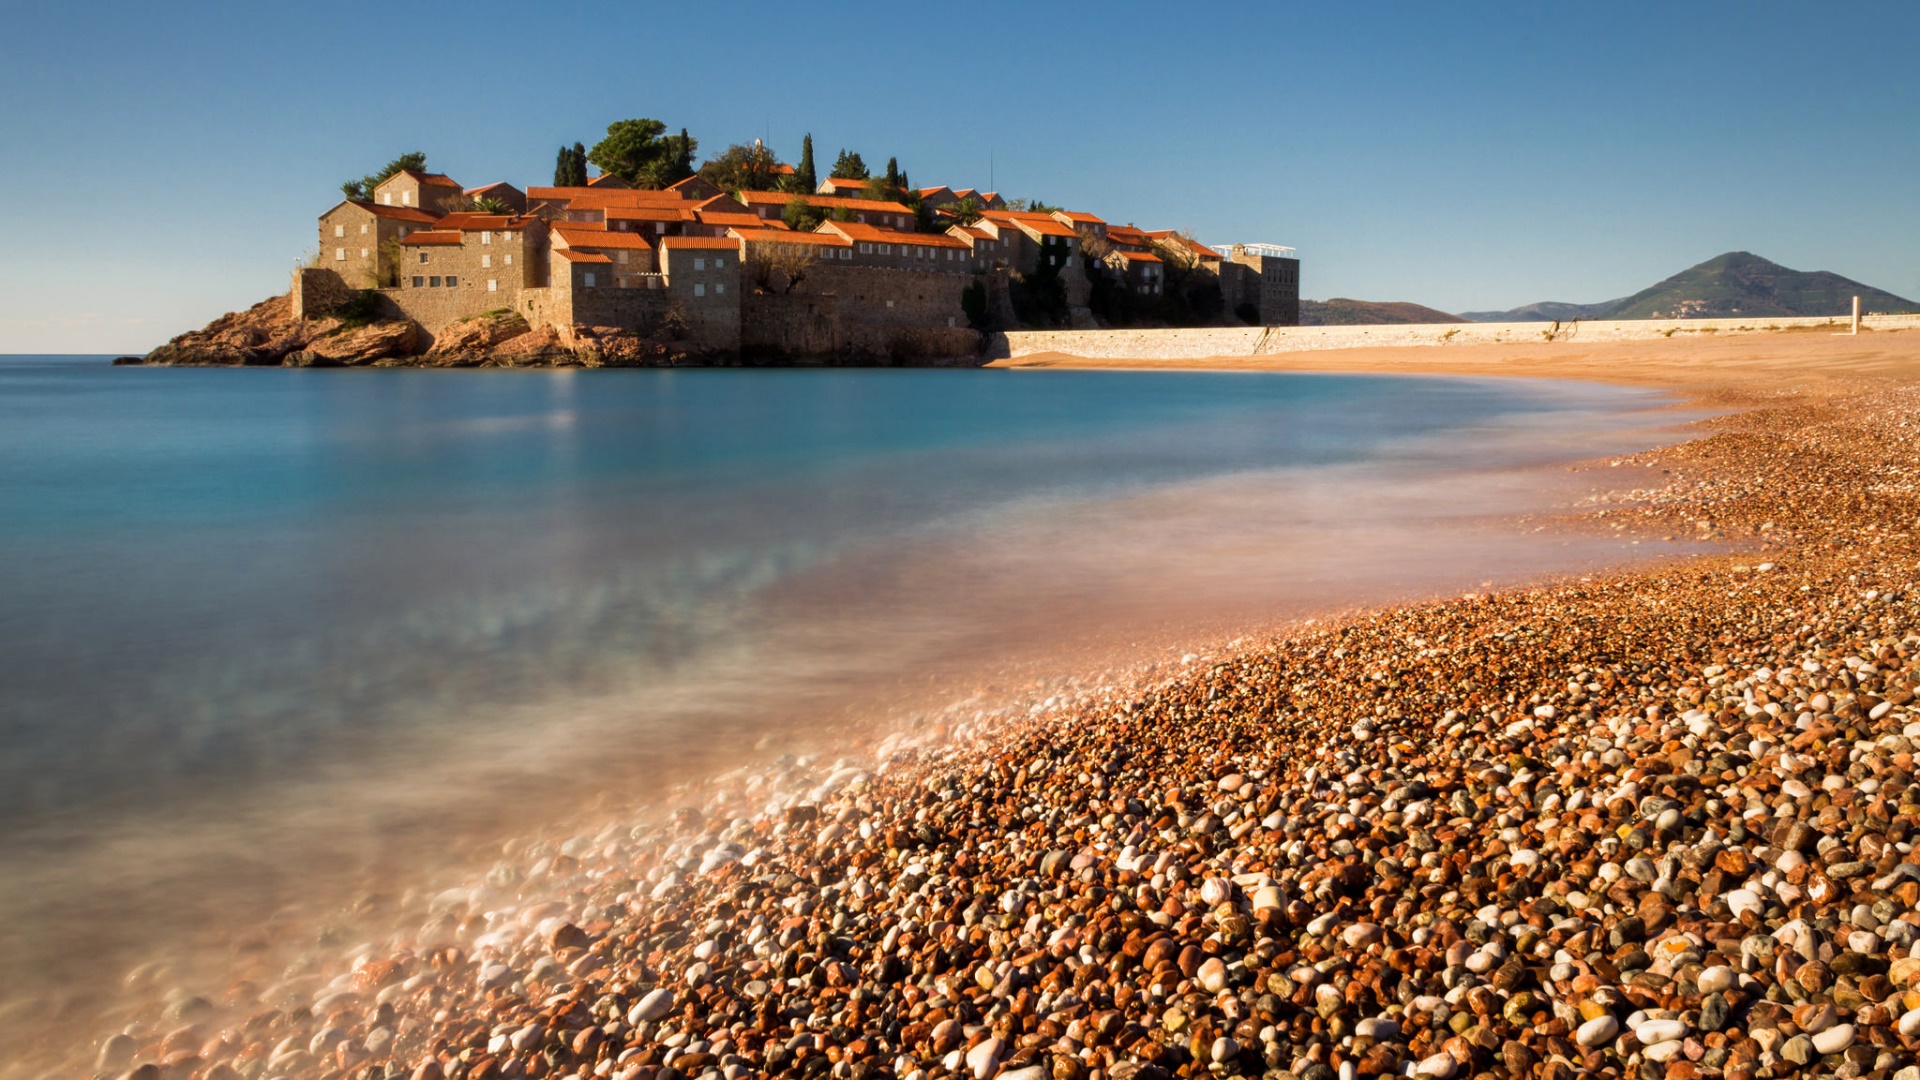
[0,357,1686,1042]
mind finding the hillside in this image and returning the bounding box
[1458,300,1615,323]
[1297,298,1466,326]
[1465,252,1918,322]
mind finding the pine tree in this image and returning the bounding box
[797,134,817,193]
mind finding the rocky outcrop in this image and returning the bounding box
[131,291,977,369]
[141,293,427,368]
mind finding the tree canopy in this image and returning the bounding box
[341,151,427,202]
[795,135,818,193]
[831,149,869,181]
[589,120,697,188]
[552,143,588,187]
[698,142,786,194]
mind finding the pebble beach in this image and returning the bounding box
[69,329,1920,1080]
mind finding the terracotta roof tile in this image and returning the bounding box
[400,230,462,246]
[605,206,696,223]
[737,191,912,214]
[553,248,611,263]
[821,222,969,248]
[1115,250,1163,263]
[398,169,463,189]
[698,211,782,229]
[730,228,852,247]
[659,236,740,250]
[434,213,538,231]
[341,200,440,224]
[553,226,654,250]
[1053,210,1106,224]
[1013,217,1078,239]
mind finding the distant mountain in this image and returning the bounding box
[1298,298,1466,326]
[1463,252,1919,323]
[1459,300,1617,323]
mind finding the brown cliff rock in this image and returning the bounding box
[141,292,424,367]
[423,311,533,366]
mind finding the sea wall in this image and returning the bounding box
[989,312,1920,360]
[741,265,979,360]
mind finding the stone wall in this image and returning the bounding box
[290,268,356,320]
[990,312,1920,360]
[741,265,980,360]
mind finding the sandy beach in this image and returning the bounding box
[74,325,1920,1080]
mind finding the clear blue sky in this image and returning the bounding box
[2,0,1914,353]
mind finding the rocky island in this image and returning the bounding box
[121,138,1298,370]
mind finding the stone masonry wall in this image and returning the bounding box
[988,313,1920,361]
[290,268,356,320]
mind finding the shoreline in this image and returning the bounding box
[48,330,1920,1080]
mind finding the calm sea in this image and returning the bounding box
[0,356,1689,1063]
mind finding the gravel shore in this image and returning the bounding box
[77,349,1920,1080]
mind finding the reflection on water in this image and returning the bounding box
[0,359,1698,1069]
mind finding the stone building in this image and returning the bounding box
[317,200,439,287]
[1217,244,1301,326]
[373,169,467,215]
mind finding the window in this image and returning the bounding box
[879,244,891,255]
[859,243,872,254]
[487,279,497,292]
[715,283,725,295]
[584,272,596,287]
[381,193,392,205]
[481,232,492,245]
[412,276,424,288]
[503,232,513,241]
[429,276,441,286]
[360,224,369,235]
[505,254,514,265]
[694,257,706,271]
[335,248,345,261]
[656,223,667,234]
[694,283,705,297]
[419,252,428,264]
[616,251,627,264]
[401,190,412,206]
[445,276,457,287]
[714,257,724,268]
[841,249,851,260]
[334,225,345,238]
[360,248,368,258]
[481,254,492,268]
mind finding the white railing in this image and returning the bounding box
[1210,243,1297,260]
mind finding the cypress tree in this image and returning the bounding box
[797,134,817,192]
[553,146,571,186]
[570,143,588,186]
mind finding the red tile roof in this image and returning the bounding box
[605,206,695,223]
[729,228,852,247]
[553,248,611,263]
[1053,210,1106,225]
[698,211,782,229]
[1012,217,1078,239]
[400,230,462,246]
[818,177,869,192]
[553,226,654,250]
[434,213,537,231]
[463,181,521,196]
[821,222,969,248]
[737,191,912,215]
[659,236,740,250]
[399,169,463,189]
[1114,250,1163,263]
[340,200,440,224]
